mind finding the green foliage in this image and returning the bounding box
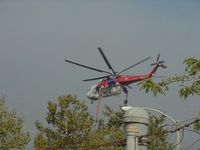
[138,79,168,96]
[184,57,200,76]
[86,127,124,150]
[0,97,30,150]
[138,57,200,132]
[138,57,200,99]
[194,120,200,131]
[34,95,177,149]
[102,105,124,128]
[34,95,93,149]
[34,95,124,150]
[179,85,198,100]
[147,115,174,150]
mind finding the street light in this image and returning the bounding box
[122,106,182,150]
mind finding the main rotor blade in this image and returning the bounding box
[159,60,165,64]
[98,47,116,74]
[83,75,110,82]
[118,57,151,74]
[65,59,112,74]
[160,64,167,69]
[157,53,160,61]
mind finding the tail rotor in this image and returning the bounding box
[150,53,167,69]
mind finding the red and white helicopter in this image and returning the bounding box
[65,47,166,106]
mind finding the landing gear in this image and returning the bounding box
[123,93,128,105]
[122,86,128,105]
[124,99,128,105]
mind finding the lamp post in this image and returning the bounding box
[122,106,182,150]
[123,107,149,150]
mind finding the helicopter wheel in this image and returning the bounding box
[124,99,128,105]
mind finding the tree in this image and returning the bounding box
[138,57,200,130]
[147,115,174,150]
[138,57,200,148]
[0,97,30,150]
[34,95,124,150]
[34,95,177,149]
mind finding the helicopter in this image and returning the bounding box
[65,47,167,105]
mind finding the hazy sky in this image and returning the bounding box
[0,0,200,149]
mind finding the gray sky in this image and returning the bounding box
[0,0,200,149]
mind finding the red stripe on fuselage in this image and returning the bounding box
[96,75,151,88]
[116,75,150,85]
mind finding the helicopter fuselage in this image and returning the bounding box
[87,74,151,100]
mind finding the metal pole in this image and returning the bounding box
[123,107,149,150]
[143,107,177,124]
[126,125,139,150]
